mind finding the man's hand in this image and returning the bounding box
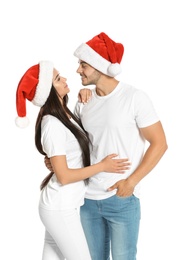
[78,88,92,104]
[107,178,135,197]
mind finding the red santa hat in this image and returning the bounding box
[74,32,124,77]
[15,60,54,128]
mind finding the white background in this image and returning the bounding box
[0,0,176,259]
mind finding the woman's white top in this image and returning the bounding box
[39,115,87,210]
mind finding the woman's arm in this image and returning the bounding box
[50,154,130,185]
[78,88,92,103]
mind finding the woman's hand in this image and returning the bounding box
[78,88,92,103]
[101,154,131,173]
[44,156,53,172]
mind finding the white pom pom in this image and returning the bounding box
[107,63,122,77]
[15,116,30,128]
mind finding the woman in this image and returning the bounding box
[15,60,130,260]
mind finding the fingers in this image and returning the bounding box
[107,154,129,163]
[108,154,119,159]
[116,163,131,172]
[78,89,92,104]
[78,94,81,102]
[107,184,116,191]
[113,158,131,173]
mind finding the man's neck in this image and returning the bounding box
[96,77,119,96]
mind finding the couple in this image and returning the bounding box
[15,32,167,260]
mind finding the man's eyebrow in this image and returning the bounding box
[80,61,87,65]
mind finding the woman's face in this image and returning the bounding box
[52,68,70,98]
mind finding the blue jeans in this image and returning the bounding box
[80,195,140,260]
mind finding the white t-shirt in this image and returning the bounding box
[39,115,87,210]
[74,81,159,199]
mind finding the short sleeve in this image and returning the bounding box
[41,115,67,157]
[133,90,159,128]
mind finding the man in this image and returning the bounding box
[73,32,168,260]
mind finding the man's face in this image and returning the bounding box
[76,61,101,86]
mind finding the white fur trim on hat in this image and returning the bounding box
[32,60,54,107]
[74,43,121,77]
[15,116,30,128]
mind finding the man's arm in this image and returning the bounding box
[108,121,168,197]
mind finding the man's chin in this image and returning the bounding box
[81,80,87,86]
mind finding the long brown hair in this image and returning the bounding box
[35,86,90,190]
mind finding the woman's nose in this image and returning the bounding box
[61,76,67,81]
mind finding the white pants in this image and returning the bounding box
[39,207,91,260]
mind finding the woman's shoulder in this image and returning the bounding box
[42,115,64,130]
[42,114,57,123]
